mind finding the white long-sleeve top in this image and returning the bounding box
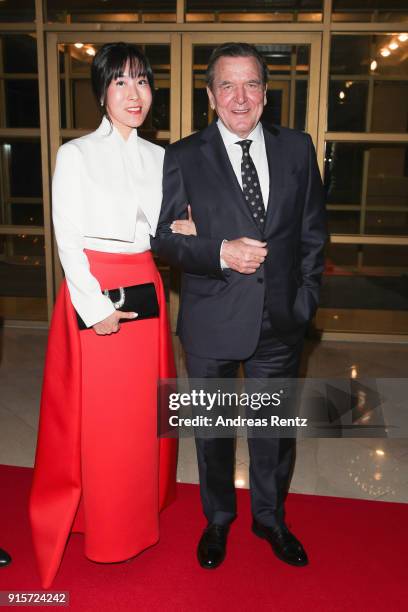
[52,116,165,328]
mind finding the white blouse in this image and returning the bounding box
[52,116,165,328]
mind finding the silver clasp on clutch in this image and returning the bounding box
[103,286,125,310]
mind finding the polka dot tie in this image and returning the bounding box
[236,139,266,231]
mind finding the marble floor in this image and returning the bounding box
[1,324,407,503]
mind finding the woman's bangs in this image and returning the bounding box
[112,52,147,81]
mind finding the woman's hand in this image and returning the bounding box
[93,310,138,335]
[170,205,197,236]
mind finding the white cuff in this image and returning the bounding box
[220,239,229,270]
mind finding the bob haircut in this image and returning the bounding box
[91,42,154,115]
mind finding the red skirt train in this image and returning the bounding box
[29,250,177,588]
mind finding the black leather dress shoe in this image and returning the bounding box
[252,519,308,567]
[0,548,11,567]
[197,524,229,569]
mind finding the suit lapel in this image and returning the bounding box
[263,124,284,236]
[199,123,260,228]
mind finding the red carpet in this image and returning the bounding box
[0,465,405,611]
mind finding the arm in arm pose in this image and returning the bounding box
[151,146,267,275]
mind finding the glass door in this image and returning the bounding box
[45,32,181,315]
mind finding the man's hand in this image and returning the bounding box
[93,310,138,335]
[221,238,268,274]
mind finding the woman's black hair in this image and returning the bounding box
[91,42,154,117]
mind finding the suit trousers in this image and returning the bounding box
[185,306,303,528]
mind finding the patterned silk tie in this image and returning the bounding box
[236,139,266,231]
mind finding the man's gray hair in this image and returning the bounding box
[206,42,269,90]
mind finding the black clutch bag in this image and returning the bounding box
[76,282,159,330]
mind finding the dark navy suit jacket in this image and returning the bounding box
[151,121,328,359]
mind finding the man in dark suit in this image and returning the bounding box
[151,42,327,570]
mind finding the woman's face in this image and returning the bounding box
[105,60,152,139]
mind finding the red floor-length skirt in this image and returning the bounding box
[29,250,177,589]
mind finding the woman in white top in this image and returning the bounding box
[29,43,187,588]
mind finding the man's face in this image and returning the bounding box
[207,55,267,139]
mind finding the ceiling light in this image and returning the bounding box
[86,47,96,57]
[398,33,408,42]
[370,60,377,71]
[74,42,84,49]
[380,48,391,57]
[389,42,399,50]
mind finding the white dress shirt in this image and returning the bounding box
[217,119,270,207]
[217,120,270,268]
[52,116,164,328]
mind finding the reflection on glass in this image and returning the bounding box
[331,34,408,77]
[260,44,294,75]
[328,81,368,132]
[365,145,408,208]
[332,1,408,23]
[330,36,372,75]
[186,0,323,22]
[329,80,408,133]
[325,143,363,204]
[59,43,170,132]
[10,203,44,227]
[0,234,45,281]
[320,241,408,334]
[0,0,35,22]
[7,142,42,198]
[192,44,310,131]
[326,143,408,208]
[46,0,177,23]
[0,141,43,227]
[4,234,45,258]
[329,35,408,132]
[0,233,47,321]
